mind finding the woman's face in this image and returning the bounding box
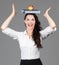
[24,15,36,30]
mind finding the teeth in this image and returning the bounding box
[28,24,33,27]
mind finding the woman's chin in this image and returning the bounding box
[27,27,34,30]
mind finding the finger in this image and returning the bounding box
[47,7,51,11]
[12,3,15,9]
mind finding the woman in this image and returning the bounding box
[0,3,57,65]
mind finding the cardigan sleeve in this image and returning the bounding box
[1,27,20,40]
[40,26,57,40]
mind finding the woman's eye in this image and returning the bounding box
[32,19,35,21]
[27,19,29,21]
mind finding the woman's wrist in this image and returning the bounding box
[44,14,49,18]
[11,12,16,18]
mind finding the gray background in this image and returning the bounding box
[0,0,59,65]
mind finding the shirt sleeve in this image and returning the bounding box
[1,27,19,40]
[40,26,57,40]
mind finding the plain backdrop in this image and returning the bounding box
[0,0,59,65]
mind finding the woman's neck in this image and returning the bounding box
[26,28,33,37]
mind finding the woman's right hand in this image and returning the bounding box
[12,3,16,16]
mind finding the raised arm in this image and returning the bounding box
[43,7,57,29]
[40,7,57,40]
[1,3,16,30]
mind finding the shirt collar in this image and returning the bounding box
[23,30,32,39]
[23,30,42,41]
[23,30,27,35]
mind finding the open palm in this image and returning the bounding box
[12,3,16,16]
[43,7,51,17]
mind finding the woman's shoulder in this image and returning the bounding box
[18,30,25,35]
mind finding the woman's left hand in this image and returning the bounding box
[43,7,51,17]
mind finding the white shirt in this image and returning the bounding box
[1,26,57,60]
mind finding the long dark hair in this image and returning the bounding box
[24,13,43,49]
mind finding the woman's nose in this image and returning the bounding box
[29,20,33,23]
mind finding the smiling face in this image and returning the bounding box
[24,14,36,30]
